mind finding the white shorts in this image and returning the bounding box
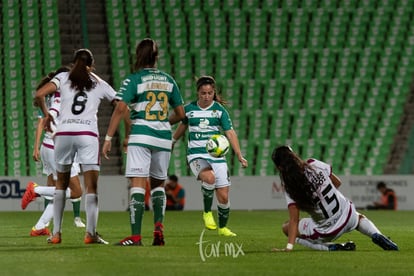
[189,159,231,188]
[125,145,170,179]
[298,203,359,243]
[40,143,56,178]
[54,134,100,167]
[40,142,81,180]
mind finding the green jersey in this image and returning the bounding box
[117,68,183,151]
[183,100,233,163]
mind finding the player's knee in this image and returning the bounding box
[217,194,229,205]
[150,177,165,189]
[70,189,82,198]
[198,168,216,185]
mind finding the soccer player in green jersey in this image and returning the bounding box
[103,38,185,246]
[173,76,248,237]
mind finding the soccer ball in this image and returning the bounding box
[206,134,230,158]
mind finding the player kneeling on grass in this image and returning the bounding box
[271,146,399,252]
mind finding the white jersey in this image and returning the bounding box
[50,72,116,136]
[284,159,352,233]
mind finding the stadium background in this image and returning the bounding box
[1,0,414,179]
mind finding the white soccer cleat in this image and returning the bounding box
[74,217,86,228]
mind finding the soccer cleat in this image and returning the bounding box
[84,232,109,244]
[372,233,399,250]
[74,217,86,228]
[47,232,62,244]
[21,182,39,210]
[30,227,50,237]
[218,227,237,237]
[203,211,217,230]
[152,222,165,246]
[328,241,356,251]
[115,235,143,246]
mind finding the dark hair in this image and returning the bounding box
[69,48,96,92]
[34,66,71,107]
[272,146,317,212]
[377,181,386,189]
[196,76,226,105]
[134,38,158,70]
[168,174,178,182]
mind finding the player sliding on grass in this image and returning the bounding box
[271,146,398,251]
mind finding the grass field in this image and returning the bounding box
[1,210,413,275]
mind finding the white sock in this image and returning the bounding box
[70,197,81,203]
[34,186,71,198]
[34,186,55,197]
[295,238,330,251]
[34,201,54,230]
[357,216,381,237]
[53,190,66,234]
[85,193,98,235]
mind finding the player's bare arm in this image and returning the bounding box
[34,82,57,132]
[169,105,185,125]
[103,100,128,159]
[224,129,248,168]
[330,173,342,188]
[272,204,299,252]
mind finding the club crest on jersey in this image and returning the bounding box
[199,118,209,128]
[211,110,219,118]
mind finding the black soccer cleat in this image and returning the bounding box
[372,233,399,250]
[328,241,356,251]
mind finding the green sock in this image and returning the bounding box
[151,189,165,224]
[44,198,51,209]
[201,186,214,213]
[130,193,145,235]
[218,205,230,228]
[72,200,81,218]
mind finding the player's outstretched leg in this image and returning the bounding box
[21,182,39,210]
[328,241,356,251]
[357,214,399,250]
[296,238,356,251]
[372,233,399,250]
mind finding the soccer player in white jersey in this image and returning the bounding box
[173,76,248,237]
[102,38,185,246]
[35,49,117,244]
[22,67,86,235]
[271,146,398,251]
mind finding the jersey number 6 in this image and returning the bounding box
[72,91,88,115]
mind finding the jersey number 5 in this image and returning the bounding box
[318,184,340,219]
